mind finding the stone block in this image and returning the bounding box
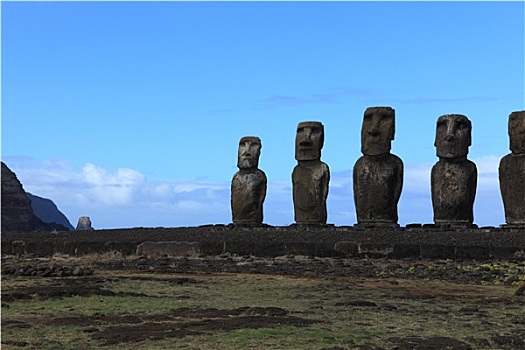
[315,242,346,258]
[198,241,224,256]
[62,241,78,255]
[420,245,455,259]
[490,247,525,260]
[391,244,420,259]
[75,242,105,256]
[334,241,359,257]
[287,242,316,257]
[25,241,54,257]
[11,240,26,256]
[358,244,394,258]
[254,242,287,257]
[252,241,315,257]
[455,246,492,259]
[224,241,254,256]
[136,241,199,257]
[103,241,137,256]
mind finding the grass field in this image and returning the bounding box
[2,254,525,350]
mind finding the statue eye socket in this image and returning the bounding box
[457,121,467,129]
[311,127,320,133]
[297,127,304,133]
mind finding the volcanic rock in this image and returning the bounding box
[76,216,95,231]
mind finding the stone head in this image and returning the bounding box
[435,114,472,159]
[237,136,262,169]
[509,110,525,155]
[361,107,395,156]
[295,121,324,161]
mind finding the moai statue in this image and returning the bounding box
[499,110,525,227]
[431,114,477,226]
[353,107,403,227]
[292,121,330,224]
[231,136,267,225]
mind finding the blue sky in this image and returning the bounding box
[2,1,524,229]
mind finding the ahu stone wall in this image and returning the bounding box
[2,225,524,261]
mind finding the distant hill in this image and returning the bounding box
[1,161,71,233]
[27,193,74,231]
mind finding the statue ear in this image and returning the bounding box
[391,120,395,141]
[467,120,472,147]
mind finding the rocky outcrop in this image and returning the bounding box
[76,216,95,231]
[27,193,74,231]
[1,162,69,233]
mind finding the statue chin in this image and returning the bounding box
[436,149,468,159]
[238,159,257,169]
[295,150,320,162]
[362,145,390,156]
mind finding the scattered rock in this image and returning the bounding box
[2,264,94,278]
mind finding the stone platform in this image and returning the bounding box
[1,225,524,260]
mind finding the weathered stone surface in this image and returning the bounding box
[76,216,95,231]
[136,241,200,257]
[75,242,105,255]
[314,242,346,258]
[224,241,254,256]
[231,136,267,225]
[431,114,477,225]
[391,244,421,259]
[353,107,403,226]
[1,226,524,260]
[358,244,394,258]
[420,245,456,259]
[11,240,26,256]
[455,246,492,260]
[103,241,137,256]
[292,121,330,224]
[198,241,224,256]
[24,242,54,257]
[333,241,359,257]
[499,110,525,226]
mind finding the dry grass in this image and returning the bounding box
[2,255,525,350]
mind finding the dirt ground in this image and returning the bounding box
[2,254,525,349]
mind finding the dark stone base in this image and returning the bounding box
[2,225,524,260]
[354,222,400,229]
[501,223,525,229]
[433,223,478,229]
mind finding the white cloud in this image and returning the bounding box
[2,155,507,229]
[81,163,145,205]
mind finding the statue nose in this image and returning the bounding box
[445,133,455,142]
[368,127,380,136]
